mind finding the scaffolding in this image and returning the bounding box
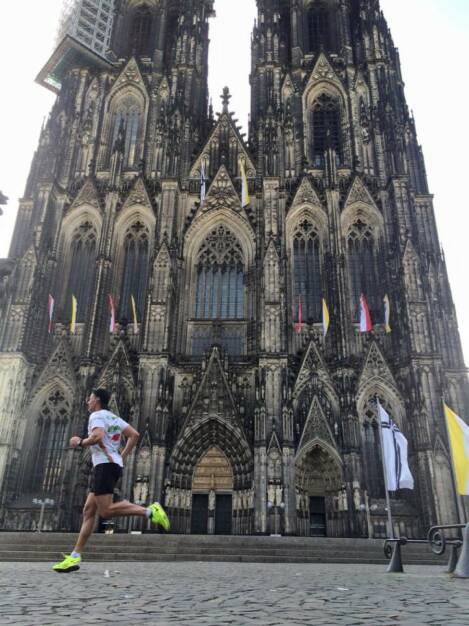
[56,0,115,58]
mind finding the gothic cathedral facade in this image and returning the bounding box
[0,0,467,537]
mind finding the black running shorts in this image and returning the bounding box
[91,463,123,496]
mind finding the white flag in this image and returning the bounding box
[200,161,207,206]
[378,401,414,491]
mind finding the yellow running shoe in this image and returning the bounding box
[53,554,81,573]
[149,502,170,531]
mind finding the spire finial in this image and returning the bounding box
[221,86,232,112]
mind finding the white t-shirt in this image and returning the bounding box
[88,409,129,467]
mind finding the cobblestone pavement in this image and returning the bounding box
[0,561,467,626]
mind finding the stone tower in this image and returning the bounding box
[0,0,467,536]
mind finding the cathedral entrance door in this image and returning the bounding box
[296,442,343,537]
[309,496,326,536]
[191,447,234,535]
[215,494,232,535]
[191,494,209,534]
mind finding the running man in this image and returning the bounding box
[53,388,169,573]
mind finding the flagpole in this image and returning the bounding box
[441,398,466,524]
[376,398,395,539]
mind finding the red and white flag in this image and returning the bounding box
[294,296,303,333]
[360,294,373,333]
[108,295,116,333]
[48,295,55,334]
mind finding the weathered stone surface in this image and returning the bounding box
[0,562,467,626]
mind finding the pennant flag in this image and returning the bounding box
[294,296,303,334]
[131,295,138,334]
[70,295,77,335]
[444,404,469,495]
[384,294,392,334]
[322,298,330,338]
[48,295,55,334]
[200,161,207,206]
[378,401,414,491]
[108,295,116,333]
[240,159,250,207]
[360,294,373,333]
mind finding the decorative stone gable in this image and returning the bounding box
[297,396,337,455]
[204,165,241,212]
[344,177,377,209]
[181,347,241,432]
[70,179,100,210]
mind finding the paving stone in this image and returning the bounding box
[0,562,466,626]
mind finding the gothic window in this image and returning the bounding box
[110,96,141,168]
[64,221,97,322]
[310,93,342,166]
[129,6,153,58]
[308,3,334,54]
[362,401,386,499]
[293,219,322,322]
[347,220,381,322]
[32,390,71,493]
[120,221,150,320]
[195,226,245,320]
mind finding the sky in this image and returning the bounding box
[0,0,468,362]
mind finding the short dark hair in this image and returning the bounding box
[91,388,110,409]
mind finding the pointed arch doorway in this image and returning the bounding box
[296,441,344,537]
[191,447,234,535]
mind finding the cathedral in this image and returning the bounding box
[0,0,467,538]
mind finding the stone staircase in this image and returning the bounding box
[0,533,446,565]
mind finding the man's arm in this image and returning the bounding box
[70,427,105,449]
[121,425,140,462]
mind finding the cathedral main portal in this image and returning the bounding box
[191,447,234,535]
[295,443,344,537]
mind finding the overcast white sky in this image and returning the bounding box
[0,1,468,362]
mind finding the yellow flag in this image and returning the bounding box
[70,295,77,334]
[131,295,138,334]
[445,404,469,495]
[322,299,330,337]
[384,294,392,334]
[240,159,250,207]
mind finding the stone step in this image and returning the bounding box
[0,550,442,565]
[0,533,445,565]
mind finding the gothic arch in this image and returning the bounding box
[22,381,74,496]
[356,379,407,499]
[99,64,149,169]
[286,204,328,244]
[287,208,327,324]
[356,379,405,425]
[181,211,256,354]
[341,199,384,236]
[302,55,350,165]
[185,208,255,267]
[168,417,253,491]
[112,206,155,318]
[58,212,101,322]
[342,204,384,321]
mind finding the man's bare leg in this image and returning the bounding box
[95,494,148,519]
[74,493,98,554]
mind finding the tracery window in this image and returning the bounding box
[32,390,71,493]
[310,93,342,166]
[120,221,150,320]
[293,219,322,322]
[195,226,244,320]
[64,221,97,322]
[129,6,153,58]
[362,401,386,499]
[110,95,141,168]
[347,219,381,322]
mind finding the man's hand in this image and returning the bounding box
[70,436,82,449]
